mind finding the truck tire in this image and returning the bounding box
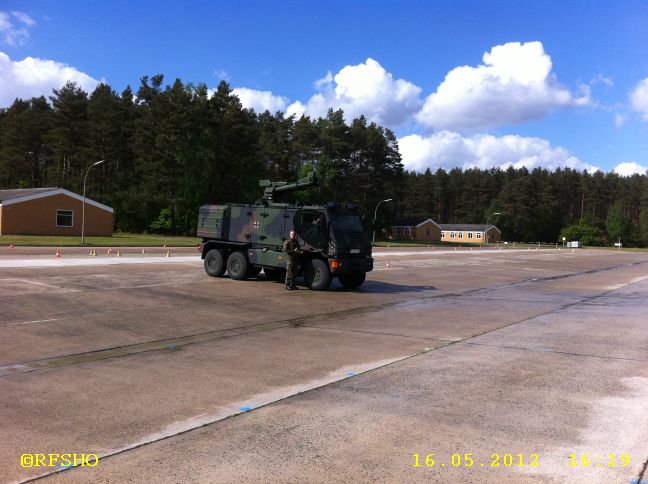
[304,259,332,291]
[204,249,226,277]
[338,272,366,289]
[227,251,249,280]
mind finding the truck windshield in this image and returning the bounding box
[329,208,368,248]
[330,214,364,233]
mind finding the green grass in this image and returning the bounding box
[0,232,201,247]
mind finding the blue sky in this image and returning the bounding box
[1,0,647,175]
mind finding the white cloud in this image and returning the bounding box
[614,113,626,129]
[613,161,648,177]
[416,41,590,131]
[399,131,600,173]
[286,58,422,127]
[592,74,613,87]
[213,69,229,81]
[231,87,288,113]
[630,78,648,120]
[0,11,36,46]
[0,52,100,107]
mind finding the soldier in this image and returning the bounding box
[283,230,302,290]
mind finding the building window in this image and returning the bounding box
[450,232,455,238]
[56,209,74,227]
[476,232,482,239]
[458,232,463,239]
[395,227,403,236]
[441,231,445,238]
[404,227,411,236]
[426,228,431,236]
[468,232,473,239]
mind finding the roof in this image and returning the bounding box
[0,187,57,202]
[392,217,441,228]
[440,223,501,233]
[0,187,113,213]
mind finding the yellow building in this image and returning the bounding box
[439,224,501,243]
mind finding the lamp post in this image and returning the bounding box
[485,212,502,244]
[373,198,393,244]
[82,159,105,244]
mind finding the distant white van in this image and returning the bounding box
[567,241,581,248]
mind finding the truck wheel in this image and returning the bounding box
[204,249,226,277]
[304,259,332,291]
[227,251,249,280]
[338,272,366,289]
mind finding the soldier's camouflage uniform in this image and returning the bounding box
[283,238,301,288]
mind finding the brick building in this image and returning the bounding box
[0,188,113,236]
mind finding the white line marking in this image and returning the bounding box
[0,256,201,269]
[372,248,561,257]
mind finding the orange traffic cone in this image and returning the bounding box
[9,243,14,248]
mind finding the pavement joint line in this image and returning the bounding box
[462,341,648,362]
[2,259,647,377]
[18,348,432,484]
[305,272,648,364]
[0,322,290,377]
[299,324,463,343]
[636,455,648,484]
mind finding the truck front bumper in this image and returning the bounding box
[329,257,373,274]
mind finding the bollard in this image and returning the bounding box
[55,250,61,258]
[166,250,171,257]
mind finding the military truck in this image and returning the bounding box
[197,173,373,290]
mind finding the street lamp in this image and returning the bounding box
[373,198,393,244]
[81,159,105,244]
[485,212,502,244]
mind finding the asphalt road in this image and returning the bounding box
[1,247,647,483]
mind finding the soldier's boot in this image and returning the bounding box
[291,284,299,290]
[285,283,293,291]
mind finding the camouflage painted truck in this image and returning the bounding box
[197,173,373,290]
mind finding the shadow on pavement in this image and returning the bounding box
[332,280,437,293]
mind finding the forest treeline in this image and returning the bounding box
[0,76,647,245]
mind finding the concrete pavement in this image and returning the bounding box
[1,247,646,483]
